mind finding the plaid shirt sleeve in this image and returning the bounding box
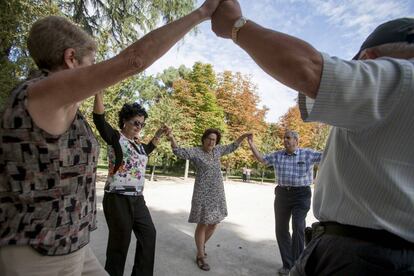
[306,149,323,164]
[263,151,279,166]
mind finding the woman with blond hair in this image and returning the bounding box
[0,1,224,275]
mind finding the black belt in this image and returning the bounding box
[308,221,414,249]
[277,185,309,191]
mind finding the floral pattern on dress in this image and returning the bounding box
[173,142,239,224]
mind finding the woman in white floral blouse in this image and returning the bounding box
[93,92,167,276]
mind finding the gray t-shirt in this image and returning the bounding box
[299,53,414,242]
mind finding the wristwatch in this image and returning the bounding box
[231,16,248,43]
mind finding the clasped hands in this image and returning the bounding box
[199,0,244,39]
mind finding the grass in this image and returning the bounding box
[97,164,276,183]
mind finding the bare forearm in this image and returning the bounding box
[120,10,206,76]
[93,93,105,114]
[235,136,245,145]
[168,135,178,149]
[248,141,265,163]
[237,21,323,99]
[31,9,207,109]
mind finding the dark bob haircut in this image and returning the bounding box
[201,128,221,145]
[118,102,148,129]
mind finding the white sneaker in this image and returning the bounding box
[278,267,290,275]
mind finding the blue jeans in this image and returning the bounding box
[274,185,311,269]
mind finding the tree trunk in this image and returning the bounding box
[261,169,264,184]
[150,165,156,181]
[225,166,229,181]
[184,159,189,179]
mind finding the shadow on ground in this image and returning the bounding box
[90,174,306,276]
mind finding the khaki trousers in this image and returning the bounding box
[0,244,108,276]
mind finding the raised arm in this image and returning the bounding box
[235,132,251,145]
[247,134,266,164]
[92,92,118,145]
[211,0,322,99]
[93,92,105,114]
[150,124,168,147]
[27,0,224,135]
[165,127,179,149]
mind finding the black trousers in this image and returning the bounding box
[103,193,156,276]
[274,186,311,269]
[290,233,414,275]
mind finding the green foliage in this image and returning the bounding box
[58,0,195,46]
[1,0,195,110]
[172,62,226,146]
[144,96,192,166]
[215,71,268,169]
[0,0,60,109]
[157,65,191,91]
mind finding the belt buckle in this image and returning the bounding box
[286,186,291,190]
[312,222,325,239]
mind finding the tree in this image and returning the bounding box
[278,105,330,149]
[0,0,60,107]
[144,95,193,176]
[172,62,226,146]
[1,0,195,109]
[58,0,195,45]
[257,123,283,182]
[216,71,268,172]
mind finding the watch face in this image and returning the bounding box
[235,17,246,28]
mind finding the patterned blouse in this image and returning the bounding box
[0,77,99,256]
[106,134,148,195]
[93,113,155,196]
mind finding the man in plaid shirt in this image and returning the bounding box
[248,130,322,275]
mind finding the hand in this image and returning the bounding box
[211,0,242,39]
[247,133,253,143]
[164,126,173,139]
[199,0,225,19]
[155,123,166,138]
[241,132,252,140]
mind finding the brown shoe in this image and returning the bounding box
[196,256,210,271]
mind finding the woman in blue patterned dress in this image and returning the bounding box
[166,128,250,271]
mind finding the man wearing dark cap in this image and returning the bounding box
[211,1,414,275]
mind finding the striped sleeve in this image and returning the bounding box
[299,53,412,130]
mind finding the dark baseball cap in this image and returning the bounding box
[353,17,414,60]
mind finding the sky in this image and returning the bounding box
[145,0,414,122]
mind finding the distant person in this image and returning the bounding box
[248,131,322,275]
[0,1,226,275]
[93,93,167,276]
[167,128,250,271]
[245,168,251,182]
[242,167,247,182]
[212,1,414,274]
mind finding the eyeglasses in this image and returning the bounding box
[129,120,146,128]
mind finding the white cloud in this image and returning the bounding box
[310,0,411,38]
[144,0,413,123]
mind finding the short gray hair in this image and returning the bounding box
[284,130,299,140]
[28,16,96,71]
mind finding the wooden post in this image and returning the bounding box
[184,159,189,179]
